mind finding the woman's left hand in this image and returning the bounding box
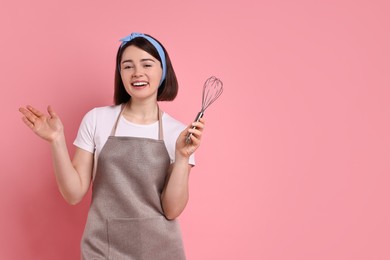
[176,118,205,158]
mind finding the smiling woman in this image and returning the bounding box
[18,32,205,259]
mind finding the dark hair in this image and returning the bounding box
[114,35,178,105]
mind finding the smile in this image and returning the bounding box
[131,81,148,87]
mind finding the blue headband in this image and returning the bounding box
[119,32,167,86]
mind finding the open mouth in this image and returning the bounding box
[131,81,148,88]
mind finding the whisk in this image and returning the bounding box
[185,76,224,144]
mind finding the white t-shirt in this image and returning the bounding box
[73,105,195,179]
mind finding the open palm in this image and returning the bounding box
[19,105,64,142]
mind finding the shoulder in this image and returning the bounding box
[88,104,122,117]
[162,112,187,133]
[82,105,121,122]
[79,104,121,131]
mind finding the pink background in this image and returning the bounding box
[1,0,389,259]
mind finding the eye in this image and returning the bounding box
[123,65,134,69]
[143,63,153,68]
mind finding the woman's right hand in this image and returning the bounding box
[19,105,64,143]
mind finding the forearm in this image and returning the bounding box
[161,155,191,220]
[50,134,89,205]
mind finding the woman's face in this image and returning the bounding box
[120,45,163,101]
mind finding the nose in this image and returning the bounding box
[132,66,143,78]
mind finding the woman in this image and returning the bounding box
[19,32,204,259]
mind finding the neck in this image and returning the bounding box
[122,100,159,124]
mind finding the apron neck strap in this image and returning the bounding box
[158,109,164,141]
[110,103,164,141]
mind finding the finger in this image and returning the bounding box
[21,116,35,129]
[186,141,200,154]
[188,128,202,139]
[27,105,44,117]
[188,129,202,145]
[47,105,57,118]
[190,139,200,148]
[19,107,37,123]
[191,121,205,130]
[18,107,30,117]
[184,129,200,144]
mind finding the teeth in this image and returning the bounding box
[132,82,147,86]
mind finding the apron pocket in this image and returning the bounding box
[107,216,185,260]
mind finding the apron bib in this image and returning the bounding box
[81,105,186,260]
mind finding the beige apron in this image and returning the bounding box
[81,105,186,259]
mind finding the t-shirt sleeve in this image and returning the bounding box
[73,109,96,153]
[188,156,196,166]
[189,147,195,166]
[164,114,196,166]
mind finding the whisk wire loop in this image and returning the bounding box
[201,76,223,112]
[185,76,223,144]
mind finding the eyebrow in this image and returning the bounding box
[121,58,156,64]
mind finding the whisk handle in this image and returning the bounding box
[185,111,204,144]
[193,111,204,123]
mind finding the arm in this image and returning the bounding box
[161,118,205,220]
[50,137,93,205]
[19,105,93,205]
